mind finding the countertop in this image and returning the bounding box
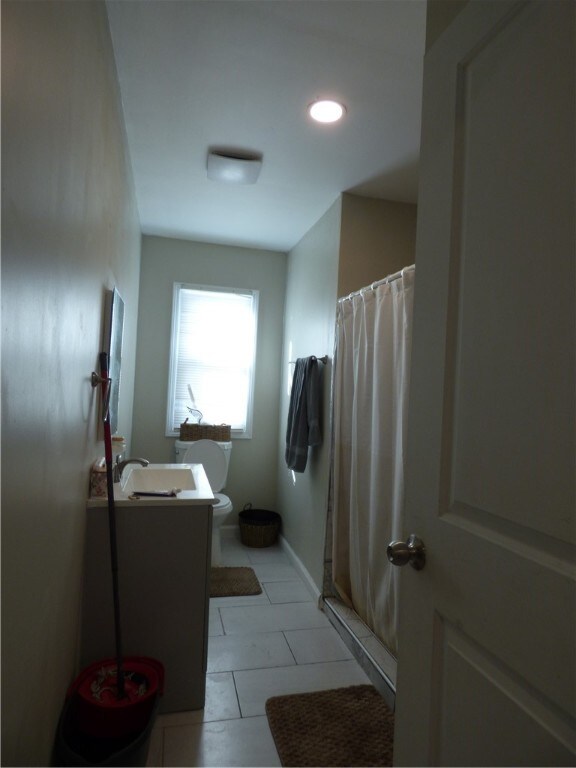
[87,462,216,507]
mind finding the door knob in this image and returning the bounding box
[387,534,426,570]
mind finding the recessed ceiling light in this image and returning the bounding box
[308,99,346,124]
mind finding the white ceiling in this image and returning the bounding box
[106,0,427,253]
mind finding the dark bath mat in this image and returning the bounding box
[265,684,394,767]
[210,566,262,598]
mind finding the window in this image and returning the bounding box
[166,283,259,438]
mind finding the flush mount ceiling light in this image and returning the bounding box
[308,99,346,124]
[207,149,263,184]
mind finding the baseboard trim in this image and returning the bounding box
[278,534,322,605]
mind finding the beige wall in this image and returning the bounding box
[132,236,287,519]
[338,193,417,296]
[1,2,141,764]
[277,198,342,589]
[425,0,468,51]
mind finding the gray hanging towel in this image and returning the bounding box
[285,356,322,472]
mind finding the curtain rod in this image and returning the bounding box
[338,264,415,303]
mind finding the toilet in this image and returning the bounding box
[178,439,233,566]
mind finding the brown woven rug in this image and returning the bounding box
[265,684,394,767]
[210,566,262,598]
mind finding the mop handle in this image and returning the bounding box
[99,352,126,699]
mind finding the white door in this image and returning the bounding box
[394,2,575,765]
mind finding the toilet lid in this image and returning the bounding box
[183,439,227,491]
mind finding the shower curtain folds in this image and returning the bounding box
[332,265,415,656]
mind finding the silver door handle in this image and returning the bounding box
[387,535,426,570]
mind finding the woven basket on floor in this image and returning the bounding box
[179,420,231,441]
[239,504,281,548]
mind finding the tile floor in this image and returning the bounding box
[146,528,371,767]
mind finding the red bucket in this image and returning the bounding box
[67,657,164,740]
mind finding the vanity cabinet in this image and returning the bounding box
[80,501,212,713]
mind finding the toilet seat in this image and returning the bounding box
[213,494,232,513]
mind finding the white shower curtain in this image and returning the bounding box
[332,266,415,655]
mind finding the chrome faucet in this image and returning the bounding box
[114,457,149,483]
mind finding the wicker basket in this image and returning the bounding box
[239,504,281,548]
[179,420,231,441]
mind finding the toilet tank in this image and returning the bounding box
[175,440,232,480]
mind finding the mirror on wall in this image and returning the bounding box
[103,288,124,434]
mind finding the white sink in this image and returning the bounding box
[121,463,196,493]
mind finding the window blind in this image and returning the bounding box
[167,284,259,436]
